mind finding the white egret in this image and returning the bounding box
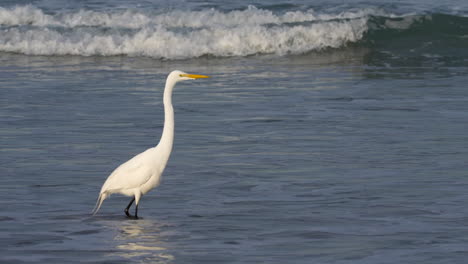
[92,70,210,219]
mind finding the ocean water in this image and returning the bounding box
[1,0,468,263]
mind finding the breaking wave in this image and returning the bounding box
[0,5,466,59]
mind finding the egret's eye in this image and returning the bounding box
[179,74,183,77]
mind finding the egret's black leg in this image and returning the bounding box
[134,204,139,219]
[125,197,135,217]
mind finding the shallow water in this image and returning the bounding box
[2,50,468,263]
[2,1,468,263]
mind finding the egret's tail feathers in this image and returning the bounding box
[92,192,108,215]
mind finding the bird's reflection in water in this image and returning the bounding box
[110,219,175,263]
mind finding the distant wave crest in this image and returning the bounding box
[0,5,466,59]
[0,5,375,58]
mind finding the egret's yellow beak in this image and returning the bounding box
[180,73,210,79]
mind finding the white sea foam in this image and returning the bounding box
[0,5,379,58]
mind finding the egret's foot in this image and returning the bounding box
[125,214,139,219]
[124,210,139,219]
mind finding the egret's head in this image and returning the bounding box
[169,70,210,83]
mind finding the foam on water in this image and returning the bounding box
[0,5,394,28]
[4,5,466,59]
[0,5,376,58]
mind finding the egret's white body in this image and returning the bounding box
[92,70,209,218]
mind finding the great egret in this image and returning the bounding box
[92,70,209,219]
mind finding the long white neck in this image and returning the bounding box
[157,77,175,155]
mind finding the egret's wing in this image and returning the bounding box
[100,148,154,193]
